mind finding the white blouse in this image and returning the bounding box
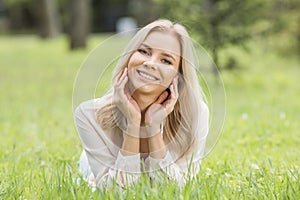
[74,94,209,190]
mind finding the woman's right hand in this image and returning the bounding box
[113,68,141,127]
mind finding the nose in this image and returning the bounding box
[143,59,158,70]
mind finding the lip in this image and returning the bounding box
[136,69,159,81]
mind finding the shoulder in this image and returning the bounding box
[74,94,112,118]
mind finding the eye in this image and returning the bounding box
[138,48,150,55]
[161,58,172,65]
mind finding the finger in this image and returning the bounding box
[118,76,129,101]
[174,75,179,98]
[169,83,176,99]
[162,94,173,108]
[165,89,177,110]
[121,77,137,105]
[161,84,173,106]
[119,74,128,89]
[116,68,127,86]
[119,68,128,84]
[155,91,169,104]
[172,82,178,99]
[163,83,177,112]
[114,69,124,88]
[170,78,179,99]
[115,73,128,99]
[117,67,126,81]
[124,81,132,100]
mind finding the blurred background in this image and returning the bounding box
[0,0,299,61]
[0,0,299,198]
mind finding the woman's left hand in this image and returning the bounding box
[144,76,179,136]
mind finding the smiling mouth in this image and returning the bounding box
[137,70,159,81]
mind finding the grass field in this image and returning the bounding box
[0,35,299,199]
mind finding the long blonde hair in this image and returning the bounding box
[96,19,206,155]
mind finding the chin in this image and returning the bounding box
[133,84,166,96]
[136,84,161,93]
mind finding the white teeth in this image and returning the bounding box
[138,71,157,81]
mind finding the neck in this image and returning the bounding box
[128,81,159,112]
[132,92,158,112]
[132,92,158,126]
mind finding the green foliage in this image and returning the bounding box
[0,35,299,199]
[4,0,30,6]
[262,0,300,55]
[154,0,268,69]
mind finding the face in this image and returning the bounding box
[127,31,181,96]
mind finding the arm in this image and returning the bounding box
[148,130,166,159]
[79,67,143,189]
[74,101,141,190]
[147,136,207,187]
[145,76,179,158]
[146,126,187,185]
[143,76,184,184]
[146,101,209,187]
[121,124,140,156]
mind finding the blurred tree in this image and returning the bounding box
[4,0,60,37]
[35,0,61,38]
[128,0,158,26]
[263,0,300,56]
[4,0,36,32]
[69,0,90,49]
[3,0,160,36]
[155,0,266,71]
[91,0,129,32]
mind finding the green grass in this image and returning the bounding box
[0,34,299,199]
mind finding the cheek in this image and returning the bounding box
[128,53,142,69]
[160,68,178,86]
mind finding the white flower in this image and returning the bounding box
[280,112,286,120]
[251,163,260,170]
[205,168,212,176]
[241,113,248,120]
[284,121,290,127]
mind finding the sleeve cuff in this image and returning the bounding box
[115,151,141,173]
[148,151,173,169]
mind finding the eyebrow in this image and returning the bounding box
[140,43,177,62]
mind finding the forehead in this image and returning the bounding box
[142,31,181,57]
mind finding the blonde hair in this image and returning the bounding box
[96,19,206,156]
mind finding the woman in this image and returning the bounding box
[74,19,209,191]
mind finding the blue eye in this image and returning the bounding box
[162,59,172,65]
[138,49,149,55]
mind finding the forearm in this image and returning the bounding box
[148,133,166,159]
[121,124,140,156]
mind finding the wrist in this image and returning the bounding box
[146,123,163,138]
[128,118,141,127]
[148,134,166,158]
[124,123,140,138]
[122,135,140,155]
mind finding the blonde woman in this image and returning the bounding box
[74,19,209,191]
